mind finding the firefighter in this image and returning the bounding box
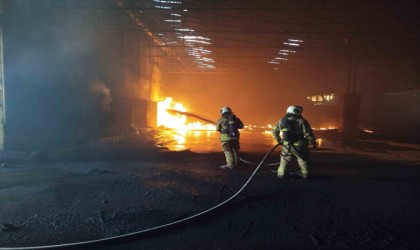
[272,105,316,178]
[216,106,244,169]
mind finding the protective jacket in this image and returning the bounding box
[272,114,316,147]
[216,113,244,142]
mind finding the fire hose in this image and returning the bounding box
[239,156,279,166]
[0,143,281,250]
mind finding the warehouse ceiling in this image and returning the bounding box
[109,0,419,73]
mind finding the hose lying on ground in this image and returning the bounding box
[240,146,294,166]
[0,144,281,250]
[239,157,279,166]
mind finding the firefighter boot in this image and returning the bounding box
[277,156,289,178]
[297,156,309,179]
[277,163,285,178]
[232,150,239,167]
[221,150,235,169]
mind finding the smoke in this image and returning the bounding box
[164,70,323,126]
[88,78,112,112]
[3,0,116,149]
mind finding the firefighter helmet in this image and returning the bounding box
[220,106,232,114]
[286,105,303,115]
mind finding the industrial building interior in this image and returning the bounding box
[1,0,418,150]
[0,0,419,249]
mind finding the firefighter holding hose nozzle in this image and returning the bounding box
[272,105,316,179]
[216,106,244,169]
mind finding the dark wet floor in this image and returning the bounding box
[0,130,419,249]
[157,129,420,163]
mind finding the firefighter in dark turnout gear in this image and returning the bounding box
[272,105,316,178]
[216,106,244,169]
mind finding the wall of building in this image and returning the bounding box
[369,91,420,137]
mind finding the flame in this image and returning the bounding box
[157,97,187,129]
[157,97,215,130]
[313,126,337,131]
[156,97,216,151]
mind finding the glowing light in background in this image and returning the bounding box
[288,39,303,43]
[313,126,337,130]
[268,38,303,67]
[155,6,172,9]
[316,138,323,147]
[164,19,182,23]
[306,93,336,105]
[363,129,374,133]
[153,0,215,69]
[283,42,300,46]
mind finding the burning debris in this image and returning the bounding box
[157,97,215,131]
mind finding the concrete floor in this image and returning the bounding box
[0,130,419,249]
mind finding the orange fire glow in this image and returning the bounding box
[314,126,337,131]
[157,97,215,130]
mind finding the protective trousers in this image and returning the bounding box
[222,140,239,167]
[277,145,310,178]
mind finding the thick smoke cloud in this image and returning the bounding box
[3,0,112,149]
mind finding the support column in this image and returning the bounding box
[342,92,361,137]
[0,0,5,151]
[341,65,361,138]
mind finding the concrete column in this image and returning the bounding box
[0,0,5,151]
[341,92,361,138]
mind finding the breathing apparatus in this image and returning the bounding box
[282,105,303,143]
[220,106,239,138]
